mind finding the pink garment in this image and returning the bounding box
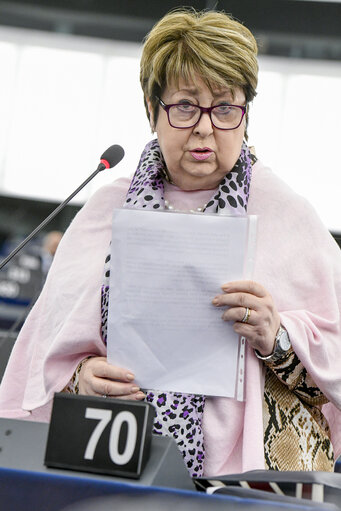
[1,161,341,475]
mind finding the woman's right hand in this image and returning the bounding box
[78,356,145,400]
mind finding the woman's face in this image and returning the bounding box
[149,77,246,191]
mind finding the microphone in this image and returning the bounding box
[0,144,124,271]
[99,144,125,171]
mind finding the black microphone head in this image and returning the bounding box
[100,144,125,169]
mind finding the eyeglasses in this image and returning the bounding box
[157,97,246,130]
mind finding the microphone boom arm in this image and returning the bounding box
[0,164,105,271]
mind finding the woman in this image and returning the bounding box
[1,9,341,477]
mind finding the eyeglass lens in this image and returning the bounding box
[168,104,243,129]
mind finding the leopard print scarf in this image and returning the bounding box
[101,138,255,477]
[125,138,253,213]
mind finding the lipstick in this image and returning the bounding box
[190,148,213,161]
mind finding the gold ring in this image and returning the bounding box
[241,307,251,324]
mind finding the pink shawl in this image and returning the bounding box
[1,160,341,475]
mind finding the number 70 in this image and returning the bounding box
[84,408,137,465]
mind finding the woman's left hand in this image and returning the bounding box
[212,280,281,356]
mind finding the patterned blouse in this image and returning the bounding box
[263,349,333,471]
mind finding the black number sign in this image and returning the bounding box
[44,393,155,478]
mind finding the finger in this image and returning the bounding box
[94,378,141,397]
[94,361,135,383]
[222,306,255,324]
[233,322,276,356]
[221,280,267,298]
[232,321,269,346]
[233,321,254,334]
[212,292,260,311]
[114,392,146,401]
[98,391,146,401]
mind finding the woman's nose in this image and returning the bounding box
[193,111,214,137]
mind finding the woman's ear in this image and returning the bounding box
[146,97,155,132]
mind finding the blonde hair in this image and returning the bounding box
[140,9,258,134]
